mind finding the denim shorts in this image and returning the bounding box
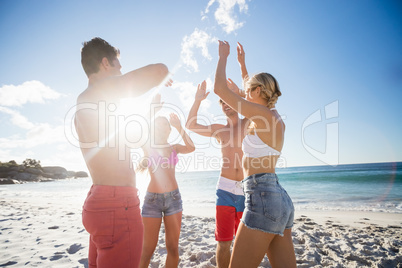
[241,173,294,236]
[141,188,183,218]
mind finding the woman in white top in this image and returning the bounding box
[214,41,296,268]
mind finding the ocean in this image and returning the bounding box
[177,162,402,215]
[1,162,401,217]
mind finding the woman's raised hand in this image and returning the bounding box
[227,78,242,96]
[218,40,230,59]
[237,42,245,66]
[151,93,164,114]
[195,80,209,102]
[169,113,182,129]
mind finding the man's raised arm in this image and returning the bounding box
[118,63,169,98]
[186,80,221,138]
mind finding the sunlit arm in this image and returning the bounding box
[237,42,249,81]
[175,124,196,154]
[146,93,163,122]
[214,41,273,124]
[171,113,195,154]
[186,99,222,138]
[186,98,202,130]
[186,81,222,138]
[118,63,169,98]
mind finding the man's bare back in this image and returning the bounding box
[76,38,169,187]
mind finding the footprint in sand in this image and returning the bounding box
[187,236,202,242]
[50,252,65,261]
[0,261,18,267]
[78,258,88,266]
[67,243,84,254]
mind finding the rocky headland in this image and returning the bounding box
[0,160,88,184]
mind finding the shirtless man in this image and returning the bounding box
[75,37,170,268]
[186,43,249,268]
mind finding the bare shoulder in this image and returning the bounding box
[77,87,87,102]
[274,111,286,131]
[281,118,286,129]
[75,88,100,121]
[77,86,97,104]
[241,117,251,127]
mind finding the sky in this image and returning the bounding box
[0,0,401,172]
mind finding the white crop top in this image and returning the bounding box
[242,108,281,158]
[242,133,281,158]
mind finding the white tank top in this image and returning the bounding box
[242,108,281,158]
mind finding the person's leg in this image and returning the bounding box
[229,222,275,268]
[87,235,97,268]
[83,187,98,268]
[83,186,144,268]
[234,211,243,235]
[82,188,115,268]
[216,240,232,268]
[139,217,162,268]
[234,194,245,236]
[96,197,143,268]
[266,228,296,268]
[218,196,244,268]
[163,212,182,268]
[216,205,236,268]
[215,186,240,268]
[126,202,144,268]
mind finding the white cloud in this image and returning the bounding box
[0,112,84,170]
[0,149,13,160]
[203,0,248,34]
[26,124,66,147]
[0,124,65,149]
[0,81,83,170]
[0,106,35,129]
[0,149,35,164]
[41,145,87,171]
[0,105,66,149]
[171,81,197,111]
[180,29,217,72]
[0,80,62,107]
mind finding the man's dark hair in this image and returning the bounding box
[81,37,120,77]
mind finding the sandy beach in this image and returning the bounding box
[1,196,401,268]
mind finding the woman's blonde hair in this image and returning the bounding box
[136,157,149,173]
[244,73,281,109]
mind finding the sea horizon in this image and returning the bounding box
[177,160,402,173]
[2,161,401,219]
